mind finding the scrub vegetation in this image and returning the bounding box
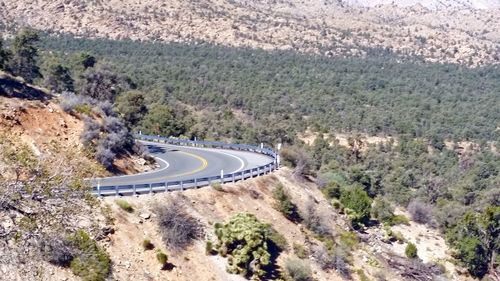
[0,29,498,280]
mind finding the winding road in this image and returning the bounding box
[92,140,276,196]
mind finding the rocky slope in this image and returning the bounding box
[1,0,499,66]
[0,72,151,280]
[343,0,500,10]
[102,168,474,281]
[0,71,151,177]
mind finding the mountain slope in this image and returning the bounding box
[103,168,472,281]
[343,0,500,9]
[1,0,499,66]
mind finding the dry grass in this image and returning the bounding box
[155,199,204,252]
[2,1,499,66]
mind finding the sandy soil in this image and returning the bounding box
[102,169,349,281]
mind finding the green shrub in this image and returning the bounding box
[392,231,405,243]
[322,181,341,199]
[339,231,359,250]
[73,104,93,115]
[142,239,154,250]
[205,241,215,255]
[356,269,370,281]
[340,186,372,226]
[272,184,301,221]
[382,225,405,243]
[214,213,273,279]
[156,249,168,267]
[293,243,308,259]
[322,237,335,253]
[405,242,418,259]
[284,258,313,281]
[211,182,223,191]
[115,199,134,213]
[331,199,343,210]
[446,206,499,278]
[389,215,410,226]
[68,230,111,281]
[371,196,395,223]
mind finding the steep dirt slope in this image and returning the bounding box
[0,72,150,179]
[0,72,153,281]
[102,168,473,281]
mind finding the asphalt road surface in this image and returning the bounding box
[92,140,275,195]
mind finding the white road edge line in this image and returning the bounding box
[93,156,170,181]
[217,151,246,174]
[140,140,248,173]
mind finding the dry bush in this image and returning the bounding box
[303,201,331,236]
[41,235,76,267]
[155,200,203,252]
[311,244,351,278]
[280,146,312,178]
[311,244,334,270]
[81,117,100,146]
[284,258,313,281]
[408,200,434,225]
[60,92,91,113]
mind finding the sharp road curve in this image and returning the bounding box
[92,140,276,196]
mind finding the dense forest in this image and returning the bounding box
[38,34,500,144]
[1,30,498,279]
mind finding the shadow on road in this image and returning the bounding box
[146,144,167,154]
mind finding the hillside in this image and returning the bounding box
[99,168,473,281]
[1,0,500,66]
[343,0,500,9]
[0,4,498,281]
[0,71,154,280]
[0,73,478,281]
[0,71,153,178]
[37,35,500,143]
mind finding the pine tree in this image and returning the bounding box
[10,29,41,83]
[0,36,11,71]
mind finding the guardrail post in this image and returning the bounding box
[109,134,280,197]
[97,182,101,197]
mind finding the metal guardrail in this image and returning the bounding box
[92,134,278,196]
